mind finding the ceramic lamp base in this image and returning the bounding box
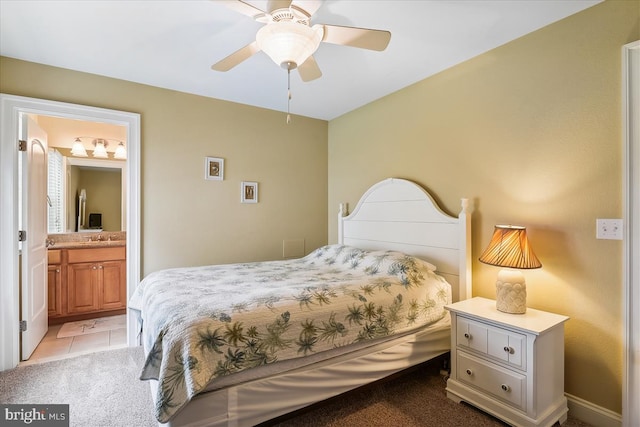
[495,269,527,314]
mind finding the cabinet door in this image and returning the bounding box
[67,262,100,313]
[100,260,126,310]
[47,264,62,317]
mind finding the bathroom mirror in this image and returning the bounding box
[48,156,126,233]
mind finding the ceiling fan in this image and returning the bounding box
[211,0,392,82]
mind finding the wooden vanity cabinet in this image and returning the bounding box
[47,245,126,323]
[67,247,126,315]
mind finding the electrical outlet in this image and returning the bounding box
[596,219,623,240]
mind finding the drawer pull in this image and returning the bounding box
[464,333,471,339]
[503,346,514,354]
[465,369,473,376]
[501,384,510,392]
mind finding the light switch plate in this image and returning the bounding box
[596,219,623,240]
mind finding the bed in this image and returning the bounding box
[130,178,471,427]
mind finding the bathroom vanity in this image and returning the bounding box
[47,234,126,324]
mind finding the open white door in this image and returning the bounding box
[20,115,49,360]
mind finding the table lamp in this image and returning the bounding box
[479,225,542,314]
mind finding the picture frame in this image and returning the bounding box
[241,181,258,203]
[205,157,224,181]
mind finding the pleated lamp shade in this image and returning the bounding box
[479,225,541,269]
[479,225,541,314]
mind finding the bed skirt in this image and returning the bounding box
[150,318,451,427]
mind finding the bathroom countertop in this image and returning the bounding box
[48,240,126,249]
[47,232,127,250]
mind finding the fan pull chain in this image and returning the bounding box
[286,68,292,124]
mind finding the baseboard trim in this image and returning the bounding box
[566,393,621,427]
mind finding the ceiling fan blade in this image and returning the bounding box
[321,24,391,51]
[211,41,261,71]
[297,55,322,82]
[217,0,266,19]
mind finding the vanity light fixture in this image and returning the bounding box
[92,139,109,158]
[70,138,88,157]
[114,141,127,159]
[478,225,542,314]
[71,136,127,160]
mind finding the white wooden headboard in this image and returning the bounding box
[338,178,471,302]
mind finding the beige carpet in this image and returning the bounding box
[0,346,155,427]
[0,348,594,427]
[57,314,125,338]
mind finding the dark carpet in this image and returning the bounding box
[265,354,593,427]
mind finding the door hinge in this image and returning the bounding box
[20,320,27,332]
[18,140,27,151]
[18,230,26,242]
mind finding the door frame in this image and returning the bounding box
[622,40,639,427]
[0,94,140,370]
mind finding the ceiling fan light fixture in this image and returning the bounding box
[256,22,323,69]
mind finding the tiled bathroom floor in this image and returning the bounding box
[21,317,127,366]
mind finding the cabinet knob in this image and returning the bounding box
[56,269,60,273]
[503,346,514,354]
[99,265,103,269]
[464,333,471,339]
[92,266,97,270]
[501,384,511,392]
[465,369,473,376]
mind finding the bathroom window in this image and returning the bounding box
[47,149,64,233]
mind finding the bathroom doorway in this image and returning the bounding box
[0,94,140,371]
[24,114,129,364]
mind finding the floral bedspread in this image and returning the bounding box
[128,244,451,422]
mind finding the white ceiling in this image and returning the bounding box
[0,0,600,121]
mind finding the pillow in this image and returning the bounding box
[361,249,436,273]
[305,244,365,266]
[306,244,437,272]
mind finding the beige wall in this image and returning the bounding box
[328,0,638,413]
[0,57,329,275]
[2,0,637,415]
[79,168,121,232]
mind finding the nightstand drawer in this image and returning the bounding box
[456,351,526,410]
[457,316,526,370]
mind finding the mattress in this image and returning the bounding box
[129,244,452,423]
[151,317,451,427]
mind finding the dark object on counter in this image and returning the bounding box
[89,213,102,229]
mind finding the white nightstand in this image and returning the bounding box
[445,297,569,427]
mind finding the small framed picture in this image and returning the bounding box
[205,157,224,181]
[241,181,258,203]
